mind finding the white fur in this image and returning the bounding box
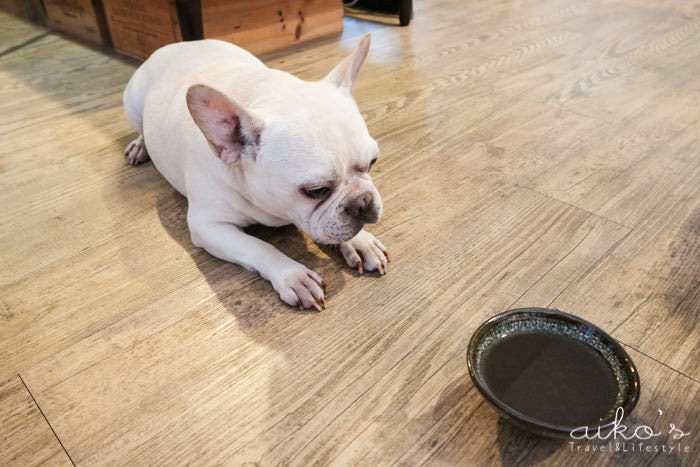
[123,36,389,309]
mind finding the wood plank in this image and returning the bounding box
[101,0,182,60]
[0,10,48,54]
[548,124,700,379]
[42,0,110,46]
[528,115,700,229]
[201,0,343,55]
[0,376,72,467]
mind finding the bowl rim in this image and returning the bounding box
[467,307,640,436]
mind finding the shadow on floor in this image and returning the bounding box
[153,186,349,331]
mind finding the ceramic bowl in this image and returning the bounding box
[467,308,640,437]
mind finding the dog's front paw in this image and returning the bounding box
[270,263,326,311]
[339,230,389,275]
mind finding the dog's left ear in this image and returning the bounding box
[186,84,263,165]
[323,33,371,94]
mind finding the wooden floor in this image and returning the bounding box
[1,0,699,465]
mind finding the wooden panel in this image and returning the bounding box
[0,376,72,467]
[0,0,47,24]
[101,0,182,60]
[42,0,109,45]
[201,0,343,55]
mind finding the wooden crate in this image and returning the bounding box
[101,0,182,60]
[0,0,47,24]
[200,0,343,55]
[42,0,110,45]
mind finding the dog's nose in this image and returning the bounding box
[345,193,378,223]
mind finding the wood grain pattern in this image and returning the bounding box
[0,376,72,467]
[101,0,182,60]
[0,9,48,55]
[1,0,699,465]
[42,0,110,46]
[201,0,343,55]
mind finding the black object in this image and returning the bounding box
[468,308,640,437]
[175,0,203,40]
[347,0,413,26]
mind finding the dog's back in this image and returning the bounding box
[123,40,265,135]
[122,40,268,193]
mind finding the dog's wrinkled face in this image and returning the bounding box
[186,34,381,243]
[248,88,382,244]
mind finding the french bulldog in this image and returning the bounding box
[122,34,388,311]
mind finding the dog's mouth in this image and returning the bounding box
[309,221,364,245]
[302,199,370,244]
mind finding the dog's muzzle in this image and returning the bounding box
[344,192,380,223]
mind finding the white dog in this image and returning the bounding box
[122,34,388,310]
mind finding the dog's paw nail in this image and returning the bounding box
[312,301,323,312]
[322,281,327,291]
[356,261,363,274]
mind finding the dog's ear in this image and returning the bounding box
[186,84,263,165]
[322,33,370,94]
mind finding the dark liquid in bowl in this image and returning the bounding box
[482,331,618,427]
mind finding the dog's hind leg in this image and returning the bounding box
[122,63,151,165]
[124,134,150,165]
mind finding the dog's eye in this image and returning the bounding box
[303,186,331,199]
